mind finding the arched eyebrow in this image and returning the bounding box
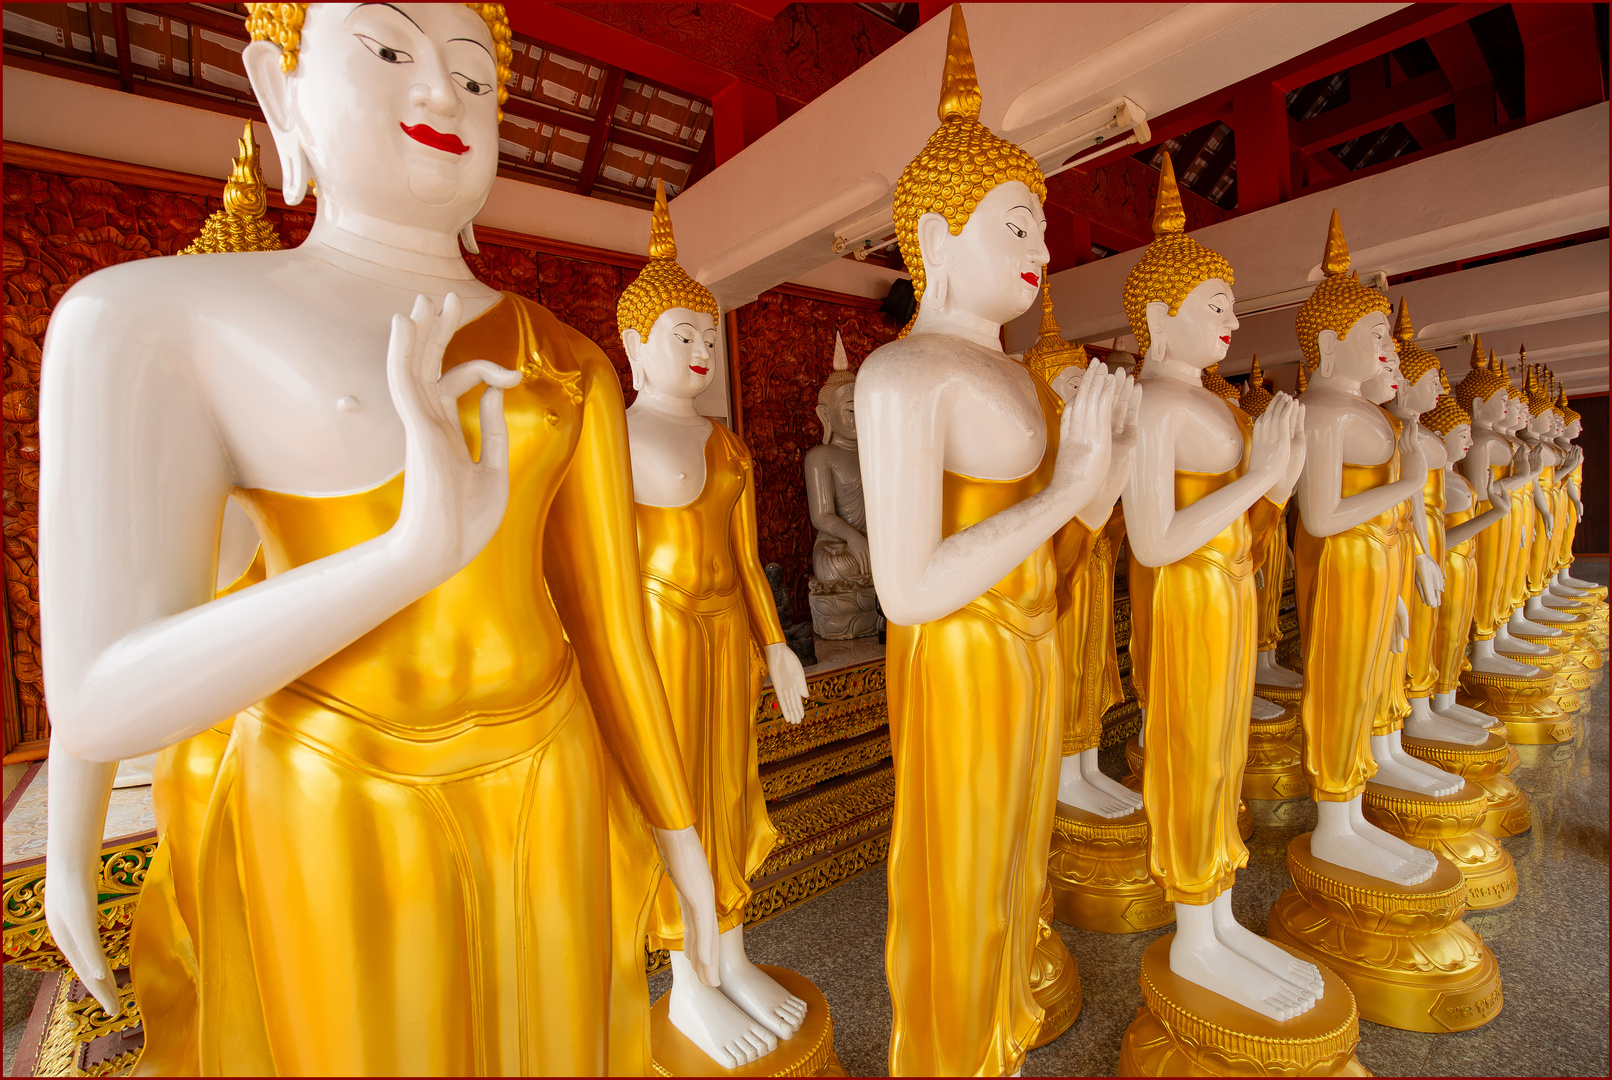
[351,4,421,31]
[1008,205,1034,215]
[673,322,699,334]
[449,36,493,59]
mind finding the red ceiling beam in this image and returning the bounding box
[1264,3,1501,92]
[712,79,779,166]
[1297,68,1454,154]
[1426,20,1499,140]
[1513,4,1607,124]
[503,1,736,100]
[1232,78,1292,213]
[575,66,626,198]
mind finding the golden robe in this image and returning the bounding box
[1128,404,1255,904]
[1059,510,1124,756]
[1249,496,1290,653]
[885,377,1065,1078]
[635,423,785,949]
[1295,408,1403,801]
[1558,464,1582,570]
[1502,467,1532,615]
[1404,464,1446,702]
[1526,465,1555,596]
[132,294,693,1077]
[1433,480,1479,696]
[1467,461,1509,642]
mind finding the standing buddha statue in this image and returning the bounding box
[1119,153,1321,1021]
[1516,360,1582,632]
[1290,212,1442,884]
[1385,300,1489,749]
[856,9,1136,1073]
[805,331,882,639]
[1021,283,1140,820]
[1552,390,1601,594]
[1455,346,1547,676]
[40,5,724,1075]
[1241,356,1305,699]
[617,182,820,1071]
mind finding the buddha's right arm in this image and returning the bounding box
[1444,503,1513,548]
[1295,421,1423,537]
[37,296,484,762]
[544,332,694,831]
[858,381,1094,627]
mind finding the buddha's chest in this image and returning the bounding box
[194,290,504,495]
[942,367,1049,480]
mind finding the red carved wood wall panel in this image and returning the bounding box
[734,290,902,617]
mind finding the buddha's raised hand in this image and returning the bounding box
[1048,364,1119,513]
[387,292,522,584]
[1247,394,1294,482]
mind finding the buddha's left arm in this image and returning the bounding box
[729,439,787,647]
[545,336,694,832]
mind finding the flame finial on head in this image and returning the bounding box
[1121,150,1235,358]
[1391,297,1438,383]
[891,3,1046,334]
[1296,362,1309,393]
[1022,273,1088,385]
[616,179,719,339]
[937,5,982,123]
[1241,355,1276,417]
[180,121,281,255]
[1295,209,1391,374]
[1151,151,1187,236]
[818,330,858,414]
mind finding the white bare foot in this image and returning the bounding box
[1346,795,1442,870]
[1469,640,1542,677]
[1250,695,1287,721]
[1058,755,1136,818]
[1170,905,1317,1021]
[1541,590,1581,608]
[1370,733,1463,796]
[1404,699,1488,746]
[1560,571,1600,590]
[1210,893,1324,997]
[1431,692,1504,730]
[1078,748,1143,813]
[716,928,805,1041]
[1524,601,1579,625]
[1495,626,1551,655]
[1313,801,1436,885]
[1507,612,1562,638]
[668,950,779,1069]
[1255,650,1303,688]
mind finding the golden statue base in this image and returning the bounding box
[1361,780,1516,910]
[1049,800,1173,934]
[1457,666,1573,745]
[1510,632,1592,709]
[1030,884,1082,1047]
[1124,738,1254,839]
[1267,835,1502,1033]
[1117,935,1369,1077]
[1252,682,1302,710]
[1242,702,1307,801]
[650,966,845,1077]
[1400,732,1530,837]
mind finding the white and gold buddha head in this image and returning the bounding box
[618,180,721,399]
[1296,211,1395,390]
[1390,298,1443,415]
[818,331,859,445]
[893,6,1049,333]
[1453,337,1509,429]
[1423,370,1473,462]
[1522,357,1557,438]
[243,3,511,230]
[1122,152,1237,374]
[1558,387,1583,440]
[1240,355,1276,417]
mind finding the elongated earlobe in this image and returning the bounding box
[459,223,480,254]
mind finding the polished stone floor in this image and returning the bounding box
[662,558,1610,1078]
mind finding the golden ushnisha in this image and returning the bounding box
[616,180,719,340]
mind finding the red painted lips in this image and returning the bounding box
[1021,272,1039,286]
[401,123,469,155]
[689,365,710,375]
[1219,335,1231,344]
